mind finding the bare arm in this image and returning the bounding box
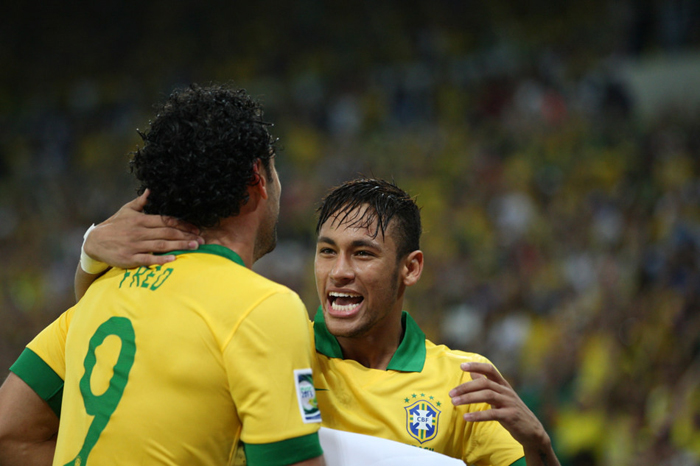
[449,362,560,466]
[74,266,106,303]
[75,190,203,301]
[0,373,59,466]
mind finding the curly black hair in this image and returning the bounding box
[316,178,421,259]
[129,83,276,229]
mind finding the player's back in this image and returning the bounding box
[52,245,313,465]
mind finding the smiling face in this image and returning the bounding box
[315,206,414,341]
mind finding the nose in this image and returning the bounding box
[329,254,354,284]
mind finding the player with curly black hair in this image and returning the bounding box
[0,84,325,466]
[130,84,276,230]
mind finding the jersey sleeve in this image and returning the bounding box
[223,289,322,466]
[460,358,525,466]
[9,307,75,416]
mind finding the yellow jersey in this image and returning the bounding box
[11,245,322,466]
[312,309,524,466]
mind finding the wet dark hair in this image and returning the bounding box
[129,83,276,229]
[316,178,421,259]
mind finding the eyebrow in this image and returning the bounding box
[317,236,336,246]
[317,236,380,250]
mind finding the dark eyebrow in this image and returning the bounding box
[317,236,336,246]
[317,236,380,250]
[350,239,380,250]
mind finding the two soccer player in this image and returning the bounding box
[0,84,559,465]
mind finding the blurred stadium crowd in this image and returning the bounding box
[2,1,700,465]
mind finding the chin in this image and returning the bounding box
[325,318,365,339]
[254,232,277,261]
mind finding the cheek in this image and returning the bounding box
[363,272,394,296]
[314,266,324,297]
[369,268,401,298]
[314,260,328,282]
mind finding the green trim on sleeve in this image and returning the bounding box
[243,432,323,466]
[509,457,526,466]
[9,348,64,417]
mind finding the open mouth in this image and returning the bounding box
[328,291,364,313]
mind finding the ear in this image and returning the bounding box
[251,159,269,200]
[401,250,423,287]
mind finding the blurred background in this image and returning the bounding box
[1,0,700,464]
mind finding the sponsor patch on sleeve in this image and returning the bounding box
[294,368,322,423]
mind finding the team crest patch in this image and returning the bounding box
[294,369,321,423]
[405,399,441,443]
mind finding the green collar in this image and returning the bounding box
[167,244,246,268]
[313,307,426,372]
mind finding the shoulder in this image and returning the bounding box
[220,279,310,349]
[242,274,307,318]
[189,253,298,298]
[424,339,493,366]
[251,273,302,304]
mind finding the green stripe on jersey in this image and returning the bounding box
[243,432,323,466]
[10,347,64,417]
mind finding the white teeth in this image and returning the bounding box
[330,302,361,312]
[329,292,361,298]
[328,291,363,313]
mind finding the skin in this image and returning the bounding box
[314,210,423,370]
[252,157,281,261]
[0,374,58,466]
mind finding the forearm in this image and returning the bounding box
[523,434,560,466]
[74,263,107,302]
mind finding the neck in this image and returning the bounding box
[336,313,405,370]
[201,215,257,268]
